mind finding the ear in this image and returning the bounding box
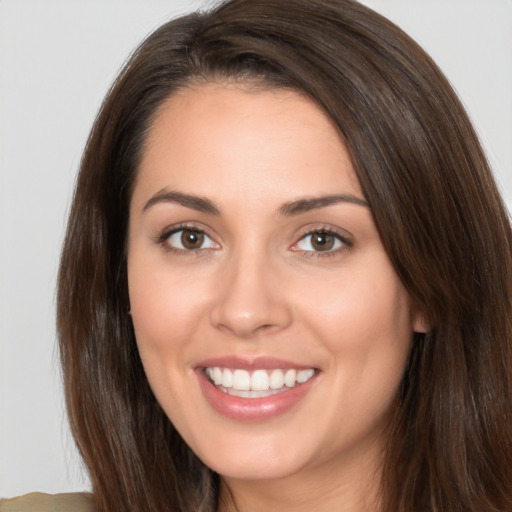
[412,309,429,334]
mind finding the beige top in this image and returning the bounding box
[0,493,95,512]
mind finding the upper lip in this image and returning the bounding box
[195,355,317,371]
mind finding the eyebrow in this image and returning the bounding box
[142,189,369,216]
[142,189,221,215]
[279,194,369,216]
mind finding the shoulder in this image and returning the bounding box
[0,492,95,512]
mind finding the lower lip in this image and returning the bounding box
[196,369,317,422]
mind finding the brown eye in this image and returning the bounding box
[165,228,218,251]
[295,230,346,253]
[310,232,335,251]
[181,229,204,250]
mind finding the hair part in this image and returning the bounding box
[57,1,512,511]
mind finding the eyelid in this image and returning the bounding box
[156,222,221,253]
[290,225,353,255]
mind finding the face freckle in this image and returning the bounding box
[127,82,420,491]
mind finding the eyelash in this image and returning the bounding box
[157,224,219,255]
[291,227,353,258]
[156,224,352,257]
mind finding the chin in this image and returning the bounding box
[203,451,308,482]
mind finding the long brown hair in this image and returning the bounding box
[57,1,512,510]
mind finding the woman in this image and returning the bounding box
[3,0,511,510]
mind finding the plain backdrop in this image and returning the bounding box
[1,0,511,498]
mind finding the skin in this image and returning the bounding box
[127,83,425,511]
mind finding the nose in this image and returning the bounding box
[209,250,292,339]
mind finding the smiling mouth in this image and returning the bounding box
[205,367,316,398]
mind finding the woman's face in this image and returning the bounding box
[128,83,422,484]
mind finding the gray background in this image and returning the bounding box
[1,0,511,497]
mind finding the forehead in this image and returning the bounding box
[133,83,362,210]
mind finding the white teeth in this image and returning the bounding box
[230,389,251,398]
[251,370,269,391]
[233,369,251,391]
[297,369,315,383]
[213,367,223,386]
[205,366,315,393]
[227,388,283,398]
[221,368,233,388]
[284,369,296,388]
[269,369,285,389]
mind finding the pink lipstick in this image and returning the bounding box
[195,356,318,422]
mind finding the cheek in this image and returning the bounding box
[291,262,413,425]
[296,265,413,350]
[128,257,211,352]
[296,266,412,428]
[127,257,210,419]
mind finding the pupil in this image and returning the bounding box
[312,232,334,251]
[181,230,204,249]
